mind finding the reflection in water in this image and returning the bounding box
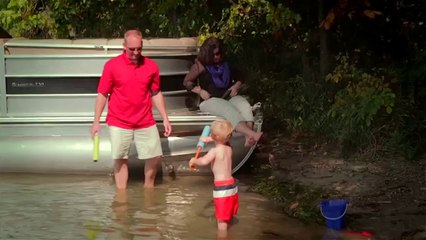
[110,188,163,239]
[0,174,325,239]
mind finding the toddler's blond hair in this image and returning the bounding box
[211,119,233,144]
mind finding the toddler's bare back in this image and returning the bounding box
[211,143,233,181]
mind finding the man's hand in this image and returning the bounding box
[163,118,172,137]
[91,93,108,139]
[91,122,101,139]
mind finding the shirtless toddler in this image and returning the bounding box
[189,119,238,235]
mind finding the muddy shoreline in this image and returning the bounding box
[245,134,426,240]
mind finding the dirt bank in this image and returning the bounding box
[249,134,426,240]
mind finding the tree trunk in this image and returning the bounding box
[319,0,329,79]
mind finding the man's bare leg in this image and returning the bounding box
[144,156,162,188]
[114,159,128,189]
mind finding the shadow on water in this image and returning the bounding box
[0,173,330,240]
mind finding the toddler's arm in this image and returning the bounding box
[190,148,216,166]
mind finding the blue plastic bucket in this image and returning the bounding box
[320,199,349,230]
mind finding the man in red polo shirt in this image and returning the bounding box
[91,29,172,189]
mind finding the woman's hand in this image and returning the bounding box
[229,81,242,97]
[192,86,210,100]
[199,89,211,100]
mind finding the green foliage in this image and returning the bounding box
[220,0,300,36]
[0,0,58,38]
[144,0,215,37]
[199,0,301,54]
[326,54,396,152]
[406,49,426,102]
[0,0,217,38]
[250,178,326,223]
[257,74,331,135]
[383,101,426,161]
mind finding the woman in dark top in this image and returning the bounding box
[183,37,263,147]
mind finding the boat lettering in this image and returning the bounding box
[11,81,45,88]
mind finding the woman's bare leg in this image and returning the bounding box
[199,98,261,147]
[235,122,263,147]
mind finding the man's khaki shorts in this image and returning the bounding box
[109,125,163,160]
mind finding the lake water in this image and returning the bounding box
[0,173,326,240]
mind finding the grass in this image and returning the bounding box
[249,174,330,224]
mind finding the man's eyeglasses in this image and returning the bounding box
[127,47,142,52]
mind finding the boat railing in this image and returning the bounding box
[2,38,199,56]
[4,41,197,51]
[0,38,200,120]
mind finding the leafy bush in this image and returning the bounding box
[326,54,396,155]
[383,100,426,161]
